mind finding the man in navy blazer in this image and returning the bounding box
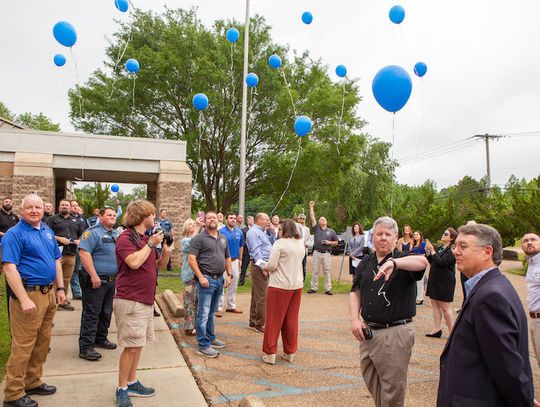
[437,223,534,406]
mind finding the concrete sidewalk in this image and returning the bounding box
[1,301,207,407]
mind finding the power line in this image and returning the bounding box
[398,139,480,165]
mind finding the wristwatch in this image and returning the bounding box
[388,258,397,270]
[57,287,65,292]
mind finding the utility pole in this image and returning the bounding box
[238,0,250,218]
[473,133,502,195]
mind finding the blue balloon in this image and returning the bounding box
[335,65,347,78]
[111,184,120,193]
[54,54,66,67]
[302,11,313,25]
[192,93,209,111]
[226,28,240,43]
[389,5,405,24]
[114,0,129,12]
[53,21,77,48]
[414,62,428,78]
[246,73,259,88]
[294,116,312,137]
[268,54,282,69]
[372,65,412,113]
[125,58,140,73]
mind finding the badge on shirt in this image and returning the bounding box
[82,231,91,241]
[46,232,53,240]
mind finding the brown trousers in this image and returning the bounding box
[359,323,414,407]
[249,264,268,329]
[4,289,57,401]
[61,255,76,298]
[263,287,302,355]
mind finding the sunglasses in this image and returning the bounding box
[442,232,450,236]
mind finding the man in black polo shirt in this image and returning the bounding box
[349,216,428,407]
[308,200,338,295]
[46,199,86,311]
[188,211,232,358]
[0,197,20,312]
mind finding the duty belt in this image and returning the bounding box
[366,318,412,330]
[99,275,116,283]
[23,283,54,294]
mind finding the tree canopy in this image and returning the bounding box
[0,101,60,131]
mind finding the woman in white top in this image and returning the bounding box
[262,219,305,365]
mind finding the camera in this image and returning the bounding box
[154,228,174,246]
[362,327,373,340]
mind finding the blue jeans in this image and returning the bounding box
[196,276,224,349]
[71,253,82,298]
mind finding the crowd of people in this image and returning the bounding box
[0,193,539,407]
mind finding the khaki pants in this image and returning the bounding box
[310,251,332,292]
[4,289,57,401]
[218,259,240,310]
[249,264,268,329]
[530,318,540,368]
[359,323,414,407]
[61,255,76,298]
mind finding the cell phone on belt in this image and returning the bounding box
[362,327,373,340]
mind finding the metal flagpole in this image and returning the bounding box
[239,0,251,217]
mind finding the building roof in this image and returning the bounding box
[0,117,27,130]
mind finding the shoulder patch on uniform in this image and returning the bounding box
[82,231,92,241]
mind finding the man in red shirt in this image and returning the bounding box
[113,200,173,407]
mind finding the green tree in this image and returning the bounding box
[0,101,60,131]
[69,8,371,213]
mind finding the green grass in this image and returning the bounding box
[506,268,526,277]
[157,268,352,295]
[0,279,10,382]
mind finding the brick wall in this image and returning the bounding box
[11,175,55,211]
[0,163,13,199]
[156,181,192,267]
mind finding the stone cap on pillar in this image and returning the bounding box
[13,152,54,177]
[158,161,192,184]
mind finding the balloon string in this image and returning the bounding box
[390,113,396,217]
[280,68,297,117]
[247,86,256,142]
[131,75,136,112]
[70,47,83,117]
[411,79,425,174]
[194,111,206,187]
[271,138,302,216]
[109,31,133,98]
[336,82,346,154]
[229,43,236,118]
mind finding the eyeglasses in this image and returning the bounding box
[453,243,488,252]
[442,232,450,236]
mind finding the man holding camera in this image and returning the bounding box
[113,200,173,407]
[78,207,119,361]
[349,216,428,407]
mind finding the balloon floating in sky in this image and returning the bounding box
[414,62,428,77]
[53,21,77,47]
[111,184,120,193]
[268,54,282,69]
[246,73,259,87]
[372,65,412,113]
[301,11,313,25]
[192,93,209,111]
[226,28,240,43]
[114,0,129,12]
[53,54,66,67]
[294,116,312,137]
[125,58,140,73]
[335,65,347,78]
[389,5,405,24]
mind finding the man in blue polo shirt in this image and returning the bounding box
[2,194,66,407]
[78,206,119,361]
[216,213,244,317]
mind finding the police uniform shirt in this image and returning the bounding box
[189,229,230,276]
[1,220,61,285]
[351,250,425,324]
[46,214,86,256]
[312,225,338,252]
[79,224,119,276]
[0,209,19,243]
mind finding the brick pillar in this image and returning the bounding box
[0,163,14,199]
[155,161,192,268]
[147,181,157,203]
[11,153,55,211]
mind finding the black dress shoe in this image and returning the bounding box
[3,395,37,407]
[425,330,443,338]
[25,383,57,396]
[79,349,102,361]
[153,309,161,317]
[95,339,117,350]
